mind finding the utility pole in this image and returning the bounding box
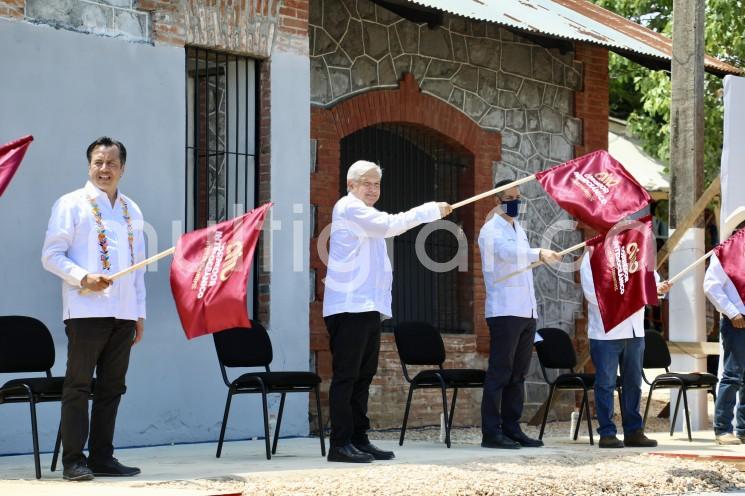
[668,0,707,431]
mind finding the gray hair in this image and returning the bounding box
[346,160,382,187]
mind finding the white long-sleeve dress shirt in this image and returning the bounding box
[704,253,745,320]
[580,252,661,340]
[41,181,146,321]
[478,214,540,319]
[322,193,442,319]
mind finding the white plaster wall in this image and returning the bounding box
[267,49,312,437]
[0,19,308,456]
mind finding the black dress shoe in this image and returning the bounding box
[481,433,521,449]
[623,429,658,448]
[62,462,94,481]
[327,444,374,463]
[598,435,625,448]
[87,458,141,477]
[353,442,395,460]
[504,431,544,447]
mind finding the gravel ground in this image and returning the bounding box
[141,399,743,496]
[237,454,745,496]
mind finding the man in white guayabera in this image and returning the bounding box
[478,180,560,449]
[323,160,452,463]
[41,137,145,481]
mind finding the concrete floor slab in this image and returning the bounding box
[0,431,742,495]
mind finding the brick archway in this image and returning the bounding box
[310,73,500,429]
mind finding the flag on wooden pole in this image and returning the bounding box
[170,203,271,340]
[535,150,651,232]
[588,215,659,332]
[0,135,33,197]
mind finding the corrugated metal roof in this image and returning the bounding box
[402,0,741,76]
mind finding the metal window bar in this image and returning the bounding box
[186,47,257,230]
[339,124,470,334]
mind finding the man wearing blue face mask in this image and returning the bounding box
[478,179,561,449]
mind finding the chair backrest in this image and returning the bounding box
[643,329,671,369]
[213,322,272,368]
[393,322,445,366]
[0,316,55,373]
[534,327,576,370]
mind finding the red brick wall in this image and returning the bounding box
[310,73,500,429]
[572,43,609,378]
[0,0,22,18]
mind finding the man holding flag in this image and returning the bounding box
[478,180,560,449]
[323,160,451,463]
[704,219,745,445]
[580,218,669,448]
[41,137,145,481]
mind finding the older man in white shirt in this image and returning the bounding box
[323,160,451,463]
[580,252,669,448]
[41,137,145,481]
[703,237,745,446]
[478,180,560,449]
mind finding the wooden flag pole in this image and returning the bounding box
[667,249,713,286]
[79,247,176,295]
[493,240,588,284]
[451,175,536,210]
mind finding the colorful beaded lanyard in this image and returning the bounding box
[87,195,135,271]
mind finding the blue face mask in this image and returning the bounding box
[502,198,520,217]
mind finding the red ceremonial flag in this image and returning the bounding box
[588,215,659,332]
[535,150,651,233]
[0,135,33,197]
[714,226,745,305]
[170,203,272,340]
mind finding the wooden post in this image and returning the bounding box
[668,0,707,431]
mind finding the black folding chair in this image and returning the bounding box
[393,322,485,448]
[642,330,718,441]
[0,316,65,479]
[213,323,325,460]
[535,328,623,446]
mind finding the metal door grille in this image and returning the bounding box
[340,124,471,333]
[185,47,258,230]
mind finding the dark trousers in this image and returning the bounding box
[324,311,381,447]
[61,318,134,467]
[481,316,536,438]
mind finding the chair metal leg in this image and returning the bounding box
[314,386,326,456]
[447,389,458,434]
[51,421,62,471]
[642,387,654,430]
[271,393,286,455]
[28,396,41,479]
[216,391,233,458]
[583,386,594,446]
[574,392,586,441]
[399,385,415,446]
[261,390,271,460]
[670,388,683,437]
[681,388,692,442]
[711,387,716,402]
[539,384,556,440]
[439,383,451,448]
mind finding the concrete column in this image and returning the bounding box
[668,0,707,431]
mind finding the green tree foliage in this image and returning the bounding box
[593,0,745,187]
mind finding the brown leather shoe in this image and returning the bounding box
[598,435,624,448]
[624,429,657,448]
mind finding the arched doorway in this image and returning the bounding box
[340,124,473,333]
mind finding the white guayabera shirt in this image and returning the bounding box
[478,214,540,319]
[704,254,745,320]
[322,193,441,320]
[41,181,146,321]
